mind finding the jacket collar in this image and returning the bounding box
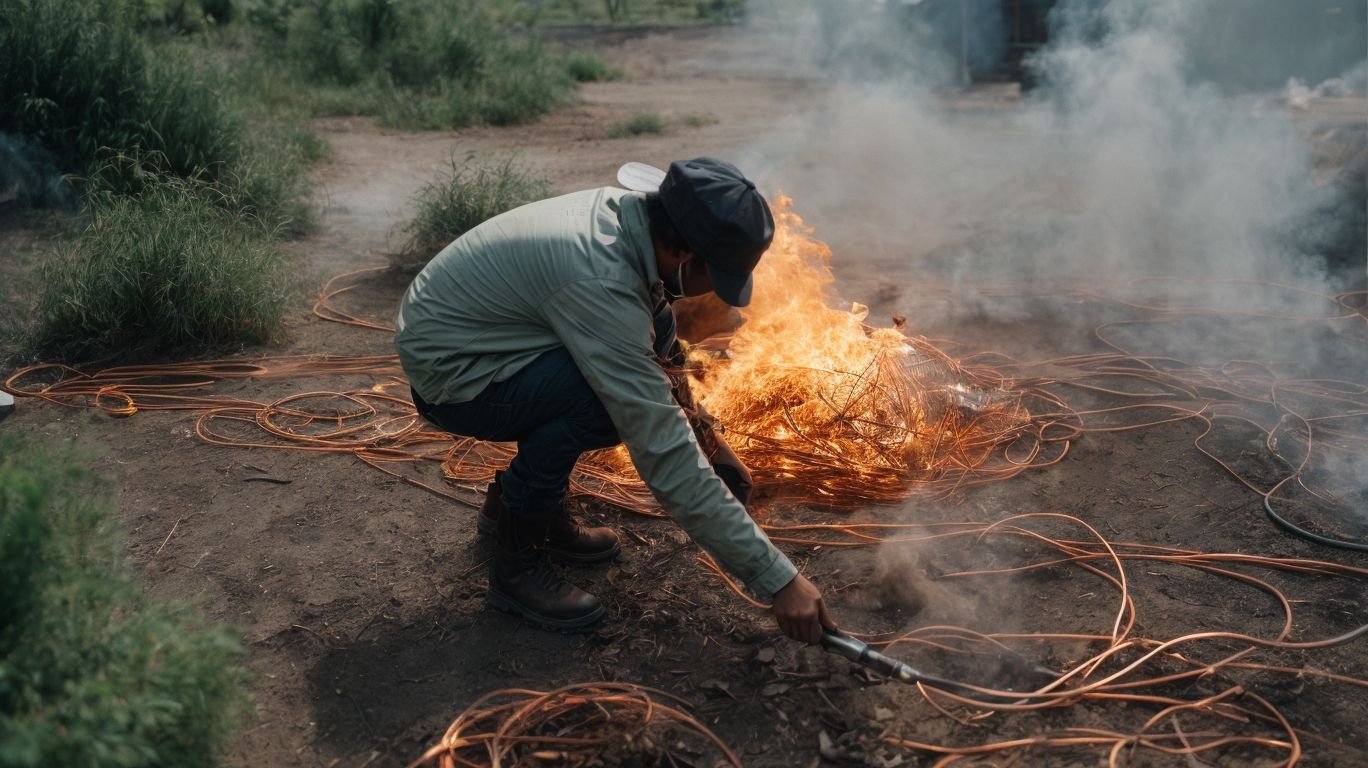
[618,192,660,289]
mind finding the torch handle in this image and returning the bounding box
[820,630,916,683]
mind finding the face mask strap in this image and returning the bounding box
[662,262,686,301]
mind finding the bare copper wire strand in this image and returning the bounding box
[406,683,742,768]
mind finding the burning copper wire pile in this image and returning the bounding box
[407,683,740,768]
[673,198,1038,503]
[452,198,1058,508]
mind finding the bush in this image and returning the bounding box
[0,0,148,175]
[397,154,551,270]
[0,435,249,767]
[246,0,576,129]
[217,109,326,236]
[607,112,665,138]
[0,0,314,227]
[479,45,574,125]
[29,177,291,361]
[564,50,623,82]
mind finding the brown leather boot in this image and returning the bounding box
[486,503,604,630]
[478,472,620,564]
[545,511,620,564]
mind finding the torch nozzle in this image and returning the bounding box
[820,630,926,683]
[819,630,1031,699]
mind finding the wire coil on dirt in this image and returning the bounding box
[698,511,1368,765]
[407,683,741,768]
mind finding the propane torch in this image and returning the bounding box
[820,630,1053,701]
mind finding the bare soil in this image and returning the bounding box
[2,25,1365,768]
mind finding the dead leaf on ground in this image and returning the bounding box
[818,730,845,761]
[761,682,791,697]
[699,679,735,698]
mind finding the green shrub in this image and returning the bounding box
[217,110,325,236]
[283,3,369,85]
[30,177,291,361]
[397,154,552,270]
[564,50,623,82]
[243,0,295,36]
[607,112,666,138]
[243,0,576,129]
[141,0,230,32]
[0,0,314,227]
[479,45,573,126]
[0,435,249,767]
[0,0,153,174]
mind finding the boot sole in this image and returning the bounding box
[486,588,606,630]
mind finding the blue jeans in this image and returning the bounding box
[411,348,620,517]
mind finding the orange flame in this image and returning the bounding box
[598,196,1028,507]
[694,197,931,472]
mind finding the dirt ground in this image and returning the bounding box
[2,25,1366,768]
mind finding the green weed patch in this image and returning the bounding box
[564,50,624,82]
[608,112,666,138]
[0,435,249,767]
[29,178,291,361]
[397,154,552,270]
[0,0,315,228]
[246,0,580,129]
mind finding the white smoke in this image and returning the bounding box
[722,0,1366,527]
[1288,60,1368,110]
[738,0,1368,321]
[0,133,73,210]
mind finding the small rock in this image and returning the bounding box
[756,647,776,664]
[874,706,895,721]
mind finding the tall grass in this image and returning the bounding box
[0,0,315,228]
[241,0,586,129]
[564,50,624,82]
[29,178,291,361]
[0,0,149,175]
[397,155,552,270]
[0,435,249,767]
[607,112,666,138]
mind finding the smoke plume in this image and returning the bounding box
[0,133,73,210]
[0,133,74,210]
[720,0,1366,542]
[735,0,1365,314]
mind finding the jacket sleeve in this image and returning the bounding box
[541,278,798,598]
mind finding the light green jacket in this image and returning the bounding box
[395,187,798,598]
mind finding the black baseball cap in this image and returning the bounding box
[617,158,774,307]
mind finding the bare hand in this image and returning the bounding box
[771,573,838,644]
